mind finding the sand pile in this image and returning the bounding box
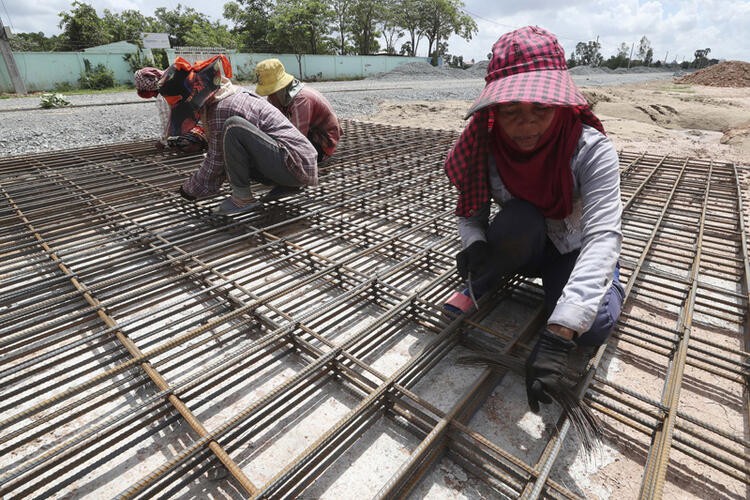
[676,60,750,87]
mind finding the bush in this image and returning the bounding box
[54,81,75,92]
[79,60,115,90]
[40,93,71,108]
[124,51,155,74]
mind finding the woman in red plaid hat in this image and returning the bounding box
[443,26,624,412]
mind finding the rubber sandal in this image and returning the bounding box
[443,289,476,317]
[213,196,262,215]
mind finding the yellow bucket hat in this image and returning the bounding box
[255,58,295,96]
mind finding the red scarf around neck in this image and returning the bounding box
[489,107,582,219]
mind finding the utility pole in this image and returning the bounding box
[594,35,601,67]
[627,42,635,69]
[664,51,669,66]
[0,17,27,95]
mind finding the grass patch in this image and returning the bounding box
[1,85,134,100]
[658,84,696,93]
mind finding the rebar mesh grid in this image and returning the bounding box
[1,120,748,499]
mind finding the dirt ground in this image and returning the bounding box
[358,79,750,165]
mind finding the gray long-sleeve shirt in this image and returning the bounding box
[458,125,622,335]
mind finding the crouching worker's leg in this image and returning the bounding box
[444,199,547,316]
[577,264,625,347]
[564,266,625,394]
[218,116,302,214]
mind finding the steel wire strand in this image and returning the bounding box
[137,213,458,494]
[4,193,260,495]
[0,275,246,391]
[376,306,544,498]
[0,323,293,494]
[5,137,748,496]
[638,162,715,499]
[586,386,750,483]
[590,375,750,457]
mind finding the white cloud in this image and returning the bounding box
[446,0,749,64]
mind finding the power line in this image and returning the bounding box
[0,0,14,33]
[460,8,516,30]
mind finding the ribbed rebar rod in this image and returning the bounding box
[638,161,713,499]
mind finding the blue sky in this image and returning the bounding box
[2,0,748,64]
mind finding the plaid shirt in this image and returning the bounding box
[268,85,342,157]
[183,90,318,198]
[444,107,604,217]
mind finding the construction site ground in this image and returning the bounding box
[1,65,750,499]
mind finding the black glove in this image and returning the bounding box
[178,186,196,201]
[455,240,491,280]
[525,329,577,413]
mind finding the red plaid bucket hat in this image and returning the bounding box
[134,67,164,99]
[464,26,587,118]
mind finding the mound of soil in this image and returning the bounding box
[676,61,750,87]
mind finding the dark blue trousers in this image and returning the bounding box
[470,199,624,346]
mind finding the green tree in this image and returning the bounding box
[330,0,354,55]
[399,40,413,56]
[379,0,404,54]
[602,42,630,69]
[268,0,336,65]
[693,47,711,68]
[223,0,273,51]
[58,1,109,50]
[8,32,60,51]
[153,5,212,47]
[570,40,602,67]
[102,9,158,43]
[421,0,476,62]
[349,0,384,54]
[637,36,653,66]
[184,20,238,48]
[395,0,428,56]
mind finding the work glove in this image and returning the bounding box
[178,185,196,201]
[455,240,491,280]
[525,328,577,413]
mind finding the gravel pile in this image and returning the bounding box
[568,66,611,75]
[368,61,473,80]
[463,60,489,78]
